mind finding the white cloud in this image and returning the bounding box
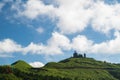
[0,32,71,57]
[72,35,93,53]
[47,32,71,50]
[91,1,120,34]
[22,42,44,55]
[29,61,44,68]
[2,0,120,62]
[0,39,22,57]
[12,0,120,35]
[1,31,120,57]
[23,32,71,55]
[20,0,56,19]
[90,31,120,54]
[55,0,94,34]
[36,27,44,34]
[0,39,22,56]
[55,0,120,34]
[72,31,120,54]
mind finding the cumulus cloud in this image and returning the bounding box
[72,35,93,53]
[0,32,71,57]
[55,0,94,34]
[23,32,71,55]
[22,42,44,55]
[1,0,120,56]
[0,39,22,57]
[72,31,120,54]
[90,31,120,54]
[47,32,71,50]
[12,0,120,35]
[91,1,120,34]
[56,0,120,34]
[0,39,22,53]
[19,0,56,19]
[29,61,44,68]
[1,31,120,57]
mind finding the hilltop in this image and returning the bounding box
[0,52,120,80]
[11,60,32,71]
[43,57,120,80]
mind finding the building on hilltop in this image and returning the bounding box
[73,51,86,58]
[84,53,86,58]
[73,51,78,58]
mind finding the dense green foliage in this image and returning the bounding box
[0,58,120,80]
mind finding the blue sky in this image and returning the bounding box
[0,0,120,67]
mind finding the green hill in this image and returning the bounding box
[45,57,120,69]
[42,57,120,80]
[0,57,120,80]
[11,60,32,71]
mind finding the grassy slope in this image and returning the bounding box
[45,58,120,69]
[0,58,120,80]
[11,60,32,71]
[40,58,120,80]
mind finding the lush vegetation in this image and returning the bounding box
[0,57,120,80]
[11,60,32,71]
